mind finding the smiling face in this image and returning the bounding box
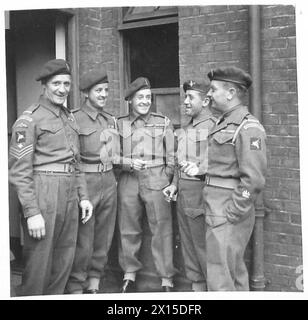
[207,80,232,113]
[87,82,109,109]
[130,88,152,116]
[184,90,210,118]
[43,74,71,106]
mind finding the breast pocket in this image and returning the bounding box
[212,131,235,160]
[213,131,234,145]
[100,128,120,163]
[119,129,133,157]
[143,128,165,159]
[39,123,65,150]
[79,127,98,153]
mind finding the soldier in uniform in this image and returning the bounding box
[8,59,93,296]
[163,79,217,291]
[116,77,176,292]
[185,66,267,291]
[66,66,118,294]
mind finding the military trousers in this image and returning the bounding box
[66,170,117,292]
[19,172,79,296]
[177,179,207,285]
[203,185,255,291]
[117,170,175,280]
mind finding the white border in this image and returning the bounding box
[1,0,307,300]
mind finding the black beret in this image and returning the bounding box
[79,66,108,91]
[125,77,151,101]
[207,66,252,89]
[183,79,209,94]
[36,59,71,81]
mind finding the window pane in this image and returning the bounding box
[126,23,179,88]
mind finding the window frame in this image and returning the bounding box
[117,7,179,115]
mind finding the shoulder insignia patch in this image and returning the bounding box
[250,137,262,150]
[15,131,26,144]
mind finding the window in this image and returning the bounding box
[118,7,180,126]
[126,24,179,88]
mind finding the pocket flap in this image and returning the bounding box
[79,127,97,136]
[183,208,204,219]
[186,129,208,142]
[144,128,164,138]
[119,130,133,139]
[196,130,209,142]
[39,123,62,133]
[213,132,234,144]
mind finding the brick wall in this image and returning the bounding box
[261,5,301,291]
[78,7,121,116]
[179,5,249,91]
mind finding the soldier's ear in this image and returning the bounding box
[227,87,236,100]
[202,96,210,107]
[82,90,89,99]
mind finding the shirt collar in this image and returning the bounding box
[82,100,111,121]
[82,101,99,120]
[192,107,216,127]
[216,104,249,125]
[224,104,249,124]
[129,110,151,125]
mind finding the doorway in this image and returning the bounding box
[6,9,69,266]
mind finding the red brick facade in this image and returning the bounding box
[77,5,301,291]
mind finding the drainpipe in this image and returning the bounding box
[249,5,266,291]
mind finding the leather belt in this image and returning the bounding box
[33,163,76,173]
[179,171,200,181]
[204,175,240,190]
[79,162,113,173]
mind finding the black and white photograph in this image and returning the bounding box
[0,0,307,300]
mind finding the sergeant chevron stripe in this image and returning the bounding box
[10,144,34,159]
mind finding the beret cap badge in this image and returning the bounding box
[183,79,209,94]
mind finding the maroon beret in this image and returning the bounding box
[36,59,71,81]
[125,77,151,101]
[183,79,210,94]
[79,66,108,91]
[207,66,252,89]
